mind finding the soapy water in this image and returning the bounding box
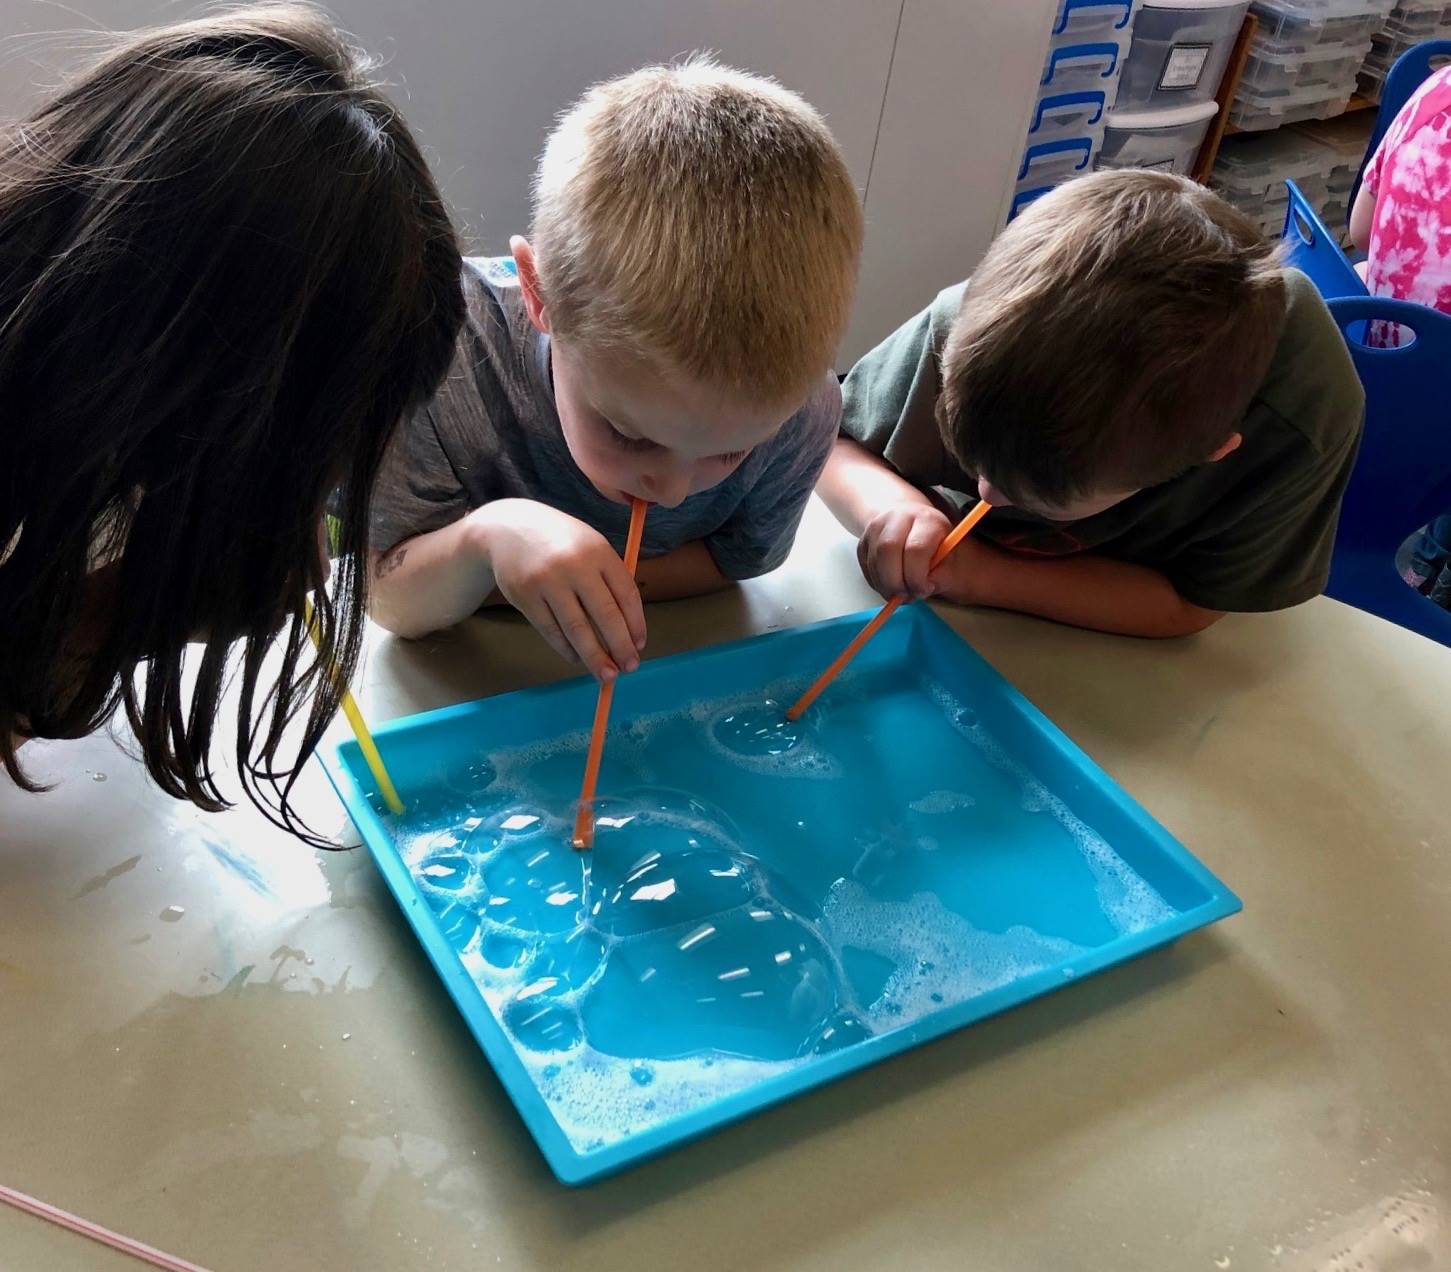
[923,678,1176,936]
[391,672,1175,1151]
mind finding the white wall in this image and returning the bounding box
[0,0,1052,364]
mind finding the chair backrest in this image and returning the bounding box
[1323,296,1451,644]
[1280,180,1366,301]
[1349,39,1451,213]
[1326,296,1451,550]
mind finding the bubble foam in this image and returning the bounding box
[384,670,1177,1152]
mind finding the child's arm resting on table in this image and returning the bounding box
[368,503,730,675]
[935,538,1224,638]
[819,437,1223,638]
[369,500,647,681]
[632,542,731,602]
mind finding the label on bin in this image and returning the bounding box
[1158,43,1211,91]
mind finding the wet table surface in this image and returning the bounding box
[3,498,1449,1271]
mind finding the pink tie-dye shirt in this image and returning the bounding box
[1363,64,1451,322]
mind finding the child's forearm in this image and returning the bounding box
[947,544,1224,638]
[817,436,937,536]
[367,514,498,639]
[635,541,732,602]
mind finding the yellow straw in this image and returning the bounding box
[304,598,405,816]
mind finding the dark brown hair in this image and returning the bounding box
[0,4,464,834]
[940,169,1286,507]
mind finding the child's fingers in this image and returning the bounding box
[857,532,891,597]
[903,516,947,597]
[863,514,909,598]
[545,588,619,682]
[515,595,584,669]
[601,560,647,654]
[578,571,641,674]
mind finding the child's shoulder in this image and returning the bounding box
[926,280,969,350]
[1252,268,1364,457]
[452,255,538,362]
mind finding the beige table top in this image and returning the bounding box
[3,498,1449,1272]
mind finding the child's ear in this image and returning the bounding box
[511,236,550,334]
[1206,433,1243,463]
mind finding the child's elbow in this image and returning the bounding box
[1161,600,1224,637]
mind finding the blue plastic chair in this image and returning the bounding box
[1349,39,1451,214]
[1280,179,1367,301]
[1322,295,1451,648]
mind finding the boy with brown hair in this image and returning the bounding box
[820,170,1364,638]
[369,57,863,676]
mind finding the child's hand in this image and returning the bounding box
[857,504,953,599]
[473,500,647,681]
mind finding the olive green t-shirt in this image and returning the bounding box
[839,268,1365,613]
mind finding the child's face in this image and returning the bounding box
[512,235,806,507]
[550,340,800,507]
[976,476,1136,522]
[974,427,1243,521]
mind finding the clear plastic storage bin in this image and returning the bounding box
[1041,39,1130,96]
[1251,0,1396,53]
[1212,125,1338,199]
[1027,88,1113,146]
[1018,135,1101,189]
[1231,77,1353,127]
[1240,42,1371,92]
[1051,0,1143,44]
[1116,0,1252,108]
[1357,59,1387,98]
[1096,98,1221,170]
[1294,111,1377,172]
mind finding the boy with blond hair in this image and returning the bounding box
[820,170,1364,638]
[368,57,862,677]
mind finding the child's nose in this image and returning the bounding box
[640,468,692,508]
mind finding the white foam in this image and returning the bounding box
[695,688,843,781]
[821,879,1087,1024]
[909,790,977,815]
[519,1044,797,1152]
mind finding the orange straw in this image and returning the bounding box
[785,501,992,721]
[572,497,649,850]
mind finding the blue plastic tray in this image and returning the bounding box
[321,606,1239,1184]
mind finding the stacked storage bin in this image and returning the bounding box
[1096,0,1250,173]
[1012,0,1141,219]
[1233,0,1396,129]
[1210,128,1335,230]
[1210,111,1372,238]
[1358,0,1446,99]
[1295,112,1375,224]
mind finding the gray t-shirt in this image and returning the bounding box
[369,256,840,580]
[840,268,1365,613]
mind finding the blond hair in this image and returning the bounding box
[940,170,1287,506]
[530,55,862,404]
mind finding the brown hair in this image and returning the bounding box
[530,54,863,406]
[0,4,464,835]
[940,169,1286,507]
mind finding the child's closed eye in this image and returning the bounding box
[604,420,661,454]
[715,449,750,466]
